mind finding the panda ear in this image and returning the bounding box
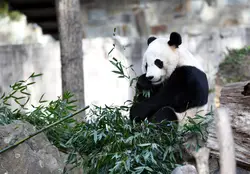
[147,36,157,45]
[168,32,182,48]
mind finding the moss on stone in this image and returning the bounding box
[0,1,22,21]
[218,46,250,85]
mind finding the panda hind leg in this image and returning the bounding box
[148,106,178,124]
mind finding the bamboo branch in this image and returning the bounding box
[0,105,90,154]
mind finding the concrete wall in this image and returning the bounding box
[0,43,62,108]
[82,38,130,106]
[0,39,130,110]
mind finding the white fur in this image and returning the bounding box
[177,45,204,71]
[142,37,203,85]
[176,104,209,125]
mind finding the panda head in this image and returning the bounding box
[142,32,182,85]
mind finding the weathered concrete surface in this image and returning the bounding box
[0,121,64,174]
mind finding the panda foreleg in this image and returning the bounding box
[133,74,155,103]
[136,74,154,90]
[129,101,159,122]
[148,106,178,124]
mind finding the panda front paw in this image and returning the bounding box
[129,103,152,122]
[129,104,143,122]
[148,106,178,123]
[137,74,153,90]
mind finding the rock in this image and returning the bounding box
[0,121,65,174]
[207,81,250,173]
[207,81,250,167]
[213,167,250,174]
[209,155,220,173]
[171,165,197,174]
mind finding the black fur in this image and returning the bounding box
[154,59,163,69]
[130,66,209,123]
[147,36,157,45]
[148,106,178,124]
[145,63,148,71]
[168,32,182,48]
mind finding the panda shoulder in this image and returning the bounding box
[177,45,204,72]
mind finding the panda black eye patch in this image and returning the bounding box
[154,59,163,69]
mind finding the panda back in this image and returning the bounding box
[164,65,209,113]
[178,46,204,71]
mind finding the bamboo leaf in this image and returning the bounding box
[112,71,123,74]
[27,82,36,86]
[108,47,115,55]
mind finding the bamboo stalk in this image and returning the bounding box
[0,105,89,154]
[215,107,236,174]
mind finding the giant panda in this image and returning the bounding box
[129,32,209,125]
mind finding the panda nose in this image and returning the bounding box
[147,76,154,80]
